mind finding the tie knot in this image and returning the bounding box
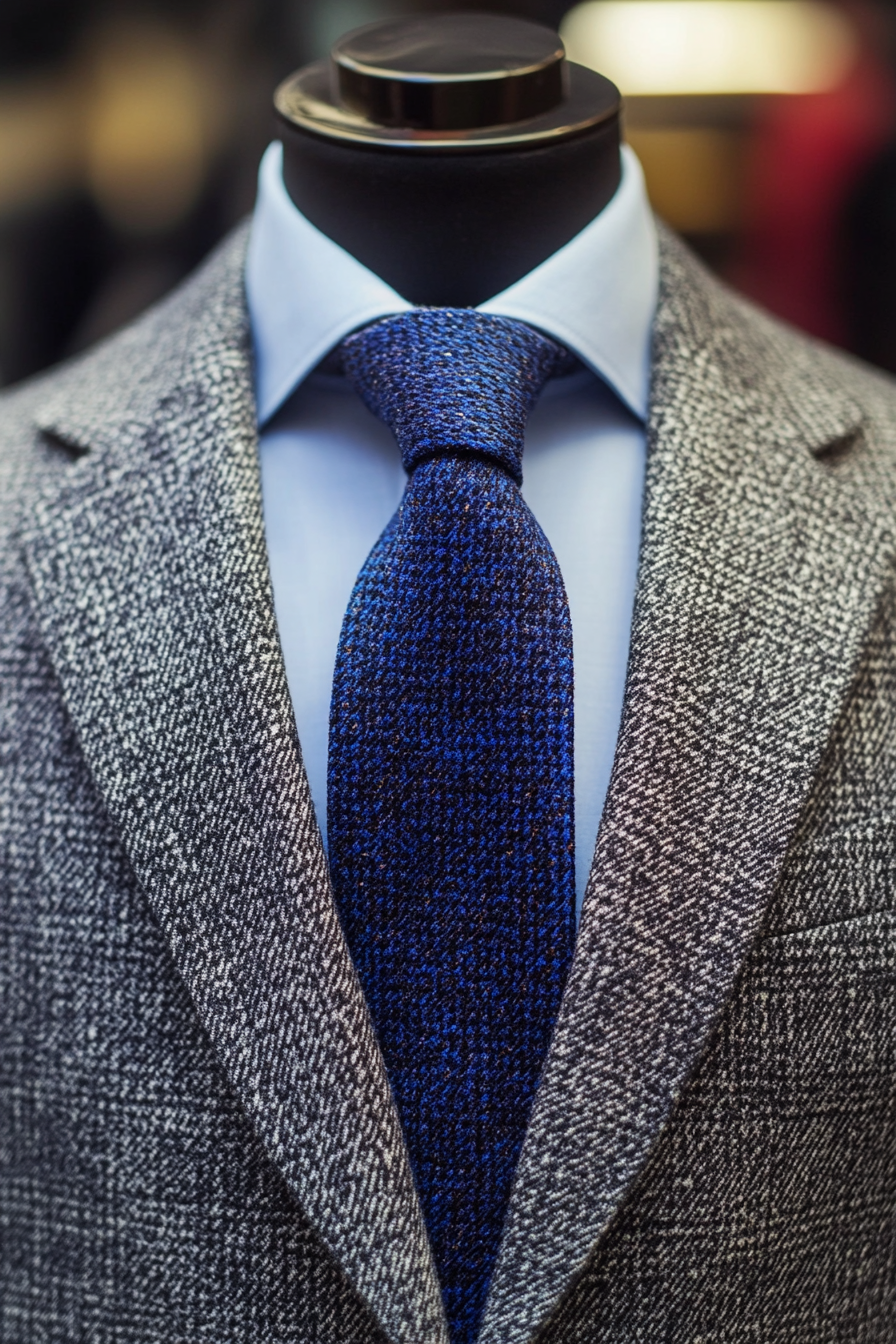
[339,308,569,483]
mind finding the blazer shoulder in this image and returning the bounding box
[0,220,252,543]
[657,223,896,460]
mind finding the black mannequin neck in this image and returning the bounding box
[278,116,621,308]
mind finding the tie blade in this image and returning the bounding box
[328,456,575,1342]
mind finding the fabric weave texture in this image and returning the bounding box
[1,225,895,1343]
[330,310,576,1342]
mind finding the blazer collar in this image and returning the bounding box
[23,226,448,1344]
[478,226,896,1344]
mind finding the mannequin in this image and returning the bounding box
[274,12,621,306]
[7,5,896,1338]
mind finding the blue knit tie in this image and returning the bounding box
[328,309,576,1343]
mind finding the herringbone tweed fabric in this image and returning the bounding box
[0,220,894,1344]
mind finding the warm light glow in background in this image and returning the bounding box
[561,0,857,95]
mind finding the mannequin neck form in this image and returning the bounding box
[278,117,621,307]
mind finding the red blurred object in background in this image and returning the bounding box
[732,8,896,347]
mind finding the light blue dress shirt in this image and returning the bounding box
[247,141,658,916]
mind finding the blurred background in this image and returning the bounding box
[2,0,896,387]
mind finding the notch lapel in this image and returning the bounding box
[479,230,896,1344]
[22,231,447,1344]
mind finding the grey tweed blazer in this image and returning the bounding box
[1,222,894,1343]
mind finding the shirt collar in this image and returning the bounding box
[246,140,658,427]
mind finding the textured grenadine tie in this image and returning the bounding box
[327,309,576,1343]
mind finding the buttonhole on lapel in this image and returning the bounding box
[39,426,89,460]
[814,425,864,469]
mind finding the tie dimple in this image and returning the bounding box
[328,308,576,1344]
[340,307,568,481]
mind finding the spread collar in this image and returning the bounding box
[246,139,658,426]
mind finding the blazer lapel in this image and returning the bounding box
[479,229,896,1344]
[22,230,447,1344]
